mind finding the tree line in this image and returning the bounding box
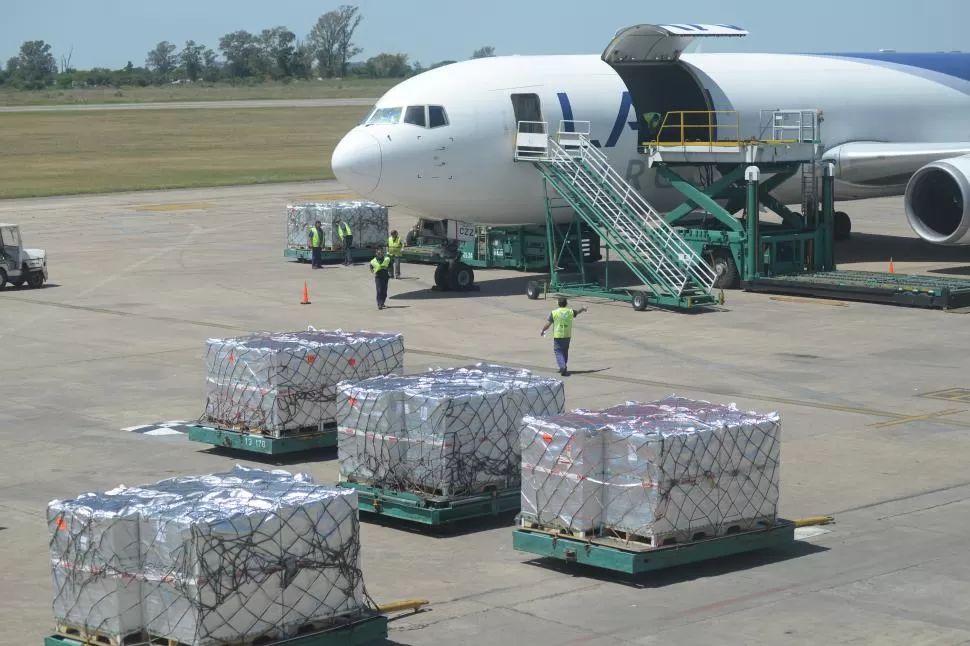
[0,5,497,91]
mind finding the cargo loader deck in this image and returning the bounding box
[512,518,796,575]
[744,270,970,310]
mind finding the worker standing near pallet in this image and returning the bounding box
[371,247,392,309]
[540,297,588,376]
[386,229,403,278]
[309,220,323,269]
[339,221,353,265]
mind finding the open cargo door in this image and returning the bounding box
[601,24,748,145]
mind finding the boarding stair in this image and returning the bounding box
[514,120,718,306]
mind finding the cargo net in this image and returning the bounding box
[48,465,376,646]
[286,201,389,249]
[201,329,405,437]
[337,363,565,498]
[521,395,781,547]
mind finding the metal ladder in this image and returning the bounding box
[515,121,718,299]
[763,109,822,219]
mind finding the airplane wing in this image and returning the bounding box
[822,142,970,184]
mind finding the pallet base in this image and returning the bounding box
[44,612,388,646]
[187,424,337,455]
[337,480,520,526]
[285,247,379,264]
[512,519,796,574]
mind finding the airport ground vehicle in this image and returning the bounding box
[0,223,47,289]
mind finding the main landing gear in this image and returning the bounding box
[834,211,851,241]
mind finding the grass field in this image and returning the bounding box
[0,79,399,107]
[0,106,369,198]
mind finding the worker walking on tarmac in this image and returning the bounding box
[370,247,392,309]
[540,297,588,376]
[308,220,323,269]
[386,229,403,278]
[338,221,353,265]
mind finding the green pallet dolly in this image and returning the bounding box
[512,518,796,575]
[337,479,520,526]
[44,611,388,646]
[186,423,337,455]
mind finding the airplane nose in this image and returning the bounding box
[331,129,382,195]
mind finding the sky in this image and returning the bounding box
[2,0,965,71]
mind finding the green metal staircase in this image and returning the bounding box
[514,120,718,307]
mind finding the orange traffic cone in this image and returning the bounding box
[301,280,311,305]
[889,257,895,274]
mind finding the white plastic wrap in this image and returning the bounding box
[286,201,388,249]
[203,329,405,436]
[47,466,373,646]
[337,363,565,497]
[520,396,781,544]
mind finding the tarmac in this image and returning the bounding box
[3,182,970,645]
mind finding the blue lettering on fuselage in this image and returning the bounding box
[557,91,639,148]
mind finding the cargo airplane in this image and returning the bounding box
[331,23,970,258]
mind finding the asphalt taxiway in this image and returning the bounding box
[2,183,970,645]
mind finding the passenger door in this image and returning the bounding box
[511,93,543,133]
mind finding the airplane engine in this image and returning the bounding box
[904,154,970,245]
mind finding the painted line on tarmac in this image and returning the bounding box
[405,347,953,425]
[5,295,968,430]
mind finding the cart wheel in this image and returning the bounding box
[526,281,541,300]
[27,272,44,289]
[710,248,740,290]
[0,268,6,290]
[631,292,648,311]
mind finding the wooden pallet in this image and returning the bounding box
[145,613,381,646]
[519,516,778,551]
[54,624,142,646]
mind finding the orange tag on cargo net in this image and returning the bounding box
[542,433,553,444]
[306,355,316,365]
[348,358,358,367]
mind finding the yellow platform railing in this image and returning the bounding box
[645,110,801,148]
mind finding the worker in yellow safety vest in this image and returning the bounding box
[308,220,323,269]
[338,222,353,265]
[386,229,404,278]
[540,297,588,376]
[370,247,392,309]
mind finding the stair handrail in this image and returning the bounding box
[551,126,717,292]
[542,138,700,295]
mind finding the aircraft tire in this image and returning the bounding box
[834,211,851,240]
[448,262,475,291]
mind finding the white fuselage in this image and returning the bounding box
[331,53,970,227]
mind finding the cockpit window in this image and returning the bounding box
[404,106,426,127]
[365,107,403,125]
[429,106,448,128]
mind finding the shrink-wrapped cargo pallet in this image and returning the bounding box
[520,396,781,545]
[337,363,565,497]
[286,201,388,249]
[47,465,373,646]
[202,329,405,436]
